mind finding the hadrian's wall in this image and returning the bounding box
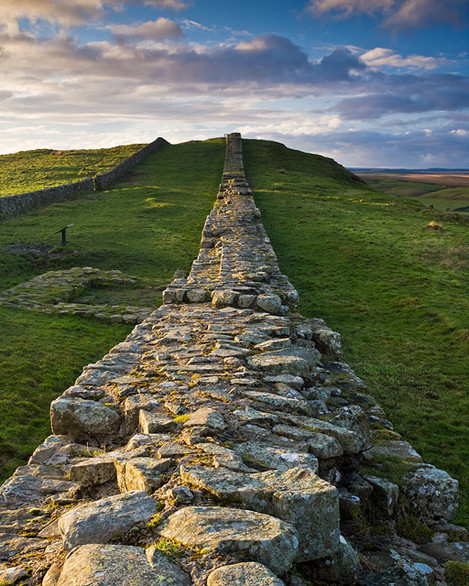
[0,137,169,219]
[0,134,466,586]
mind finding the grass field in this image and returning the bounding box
[0,138,467,527]
[0,144,145,197]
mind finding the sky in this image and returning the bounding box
[0,1,468,168]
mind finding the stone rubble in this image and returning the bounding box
[0,267,152,323]
[0,133,465,586]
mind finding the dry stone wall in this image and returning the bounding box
[0,137,169,219]
[0,133,465,586]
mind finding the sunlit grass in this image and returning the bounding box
[0,145,146,196]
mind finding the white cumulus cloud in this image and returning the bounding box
[361,47,443,70]
[109,18,183,40]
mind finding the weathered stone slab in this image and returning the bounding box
[232,406,280,425]
[255,338,292,352]
[59,490,157,551]
[56,544,191,586]
[365,476,399,517]
[367,440,422,462]
[0,565,28,584]
[312,535,360,585]
[419,541,469,563]
[0,473,79,507]
[184,407,226,430]
[160,506,298,575]
[69,456,116,487]
[139,410,176,434]
[28,435,78,466]
[180,464,339,561]
[248,347,320,376]
[256,294,282,314]
[243,391,310,415]
[234,441,318,473]
[207,562,285,585]
[50,397,121,441]
[115,457,168,492]
[212,289,237,307]
[196,443,249,472]
[264,374,304,389]
[272,424,343,459]
[284,414,367,454]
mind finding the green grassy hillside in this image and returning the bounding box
[0,145,145,196]
[0,137,467,527]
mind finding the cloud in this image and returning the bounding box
[0,0,104,34]
[306,0,468,29]
[180,19,216,33]
[361,47,443,70]
[0,0,189,35]
[451,128,468,137]
[109,18,183,41]
[335,73,469,119]
[0,21,467,167]
[266,126,469,168]
[143,0,190,10]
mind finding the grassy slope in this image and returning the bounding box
[0,138,225,479]
[0,145,145,196]
[243,139,469,526]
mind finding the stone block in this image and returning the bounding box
[248,346,320,376]
[58,490,157,551]
[180,464,339,561]
[311,535,360,586]
[55,544,191,586]
[160,506,298,575]
[256,294,282,314]
[207,562,285,585]
[403,466,459,523]
[69,457,116,487]
[139,410,176,434]
[50,397,121,441]
[115,457,166,493]
[184,407,226,430]
[212,289,237,307]
[234,441,318,473]
[186,288,209,303]
[366,475,399,517]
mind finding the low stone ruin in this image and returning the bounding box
[0,267,152,323]
[0,133,465,586]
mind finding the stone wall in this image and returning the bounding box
[0,137,169,219]
[0,133,465,586]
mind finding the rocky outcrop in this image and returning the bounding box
[0,133,465,586]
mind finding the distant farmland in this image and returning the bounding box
[356,171,469,213]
